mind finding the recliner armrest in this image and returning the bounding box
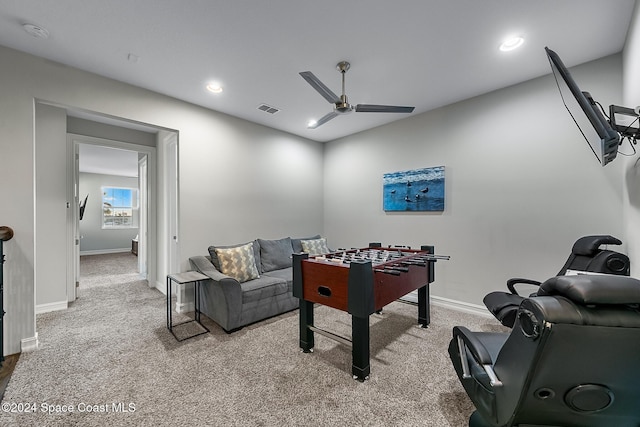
[506,278,541,295]
[452,326,503,387]
[452,326,493,365]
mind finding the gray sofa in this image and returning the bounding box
[189,235,328,332]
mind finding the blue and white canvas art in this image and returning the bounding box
[383,166,445,211]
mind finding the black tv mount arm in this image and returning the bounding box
[609,104,640,141]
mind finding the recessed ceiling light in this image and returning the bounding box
[23,23,49,39]
[206,82,223,93]
[307,119,318,128]
[499,36,524,52]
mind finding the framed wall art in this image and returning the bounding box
[383,166,445,212]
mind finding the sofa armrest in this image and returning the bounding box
[189,255,242,291]
[189,256,243,330]
[189,255,225,280]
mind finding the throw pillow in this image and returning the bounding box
[301,238,330,255]
[258,237,293,272]
[208,241,261,273]
[214,242,260,283]
[291,234,321,253]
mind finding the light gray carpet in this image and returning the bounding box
[1,253,505,426]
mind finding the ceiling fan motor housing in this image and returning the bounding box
[335,95,353,114]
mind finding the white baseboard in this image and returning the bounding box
[80,248,131,256]
[431,295,494,318]
[159,280,193,313]
[21,333,39,352]
[36,300,68,314]
[401,291,492,318]
[153,280,165,293]
[176,301,195,314]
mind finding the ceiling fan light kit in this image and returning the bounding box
[300,61,415,129]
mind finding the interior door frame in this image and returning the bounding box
[67,134,157,300]
[138,154,148,279]
[165,132,180,276]
[66,140,80,302]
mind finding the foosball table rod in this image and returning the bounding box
[307,325,352,348]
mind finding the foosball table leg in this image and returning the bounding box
[418,284,430,328]
[351,315,370,382]
[348,260,374,381]
[299,299,315,353]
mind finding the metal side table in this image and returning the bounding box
[166,271,210,341]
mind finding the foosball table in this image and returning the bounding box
[292,244,448,381]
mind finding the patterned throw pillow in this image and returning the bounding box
[214,242,260,283]
[300,238,330,256]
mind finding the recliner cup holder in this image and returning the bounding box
[535,388,555,400]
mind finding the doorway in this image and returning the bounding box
[68,134,158,301]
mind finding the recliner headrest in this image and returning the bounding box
[538,274,640,305]
[571,235,621,256]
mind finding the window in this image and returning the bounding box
[102,187,137,228]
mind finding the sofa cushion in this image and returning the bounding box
[240,275,289,303]
[258,237,293,272]
[208,241,261,272]
[262,267,293,290]
[214,242,260,283]
[301,237,330,255]
[291,235,321,253]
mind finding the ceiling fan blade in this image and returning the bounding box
[300,71,341,104]
[355,104,415,113]
[308,111,338,129]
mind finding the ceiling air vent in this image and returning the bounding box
[257,103,280,114]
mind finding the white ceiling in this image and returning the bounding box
[0,1,636,142]
[79,144,139,177]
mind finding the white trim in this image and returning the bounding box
[80,248,131,256]
[154,280,165,294]
[36,300,68,314]
[138,155,148,279]
[431,295,494,318]
[399,290,494,318]
[21,333,39,352]
[67,135,79,303]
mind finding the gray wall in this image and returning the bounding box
[79,173,139,253]
[623,2,640,274]
[68,117,157,147]
[324,54,625,307]
[34,104,68,308]
[1,12,638,355]
[0,44,324,355]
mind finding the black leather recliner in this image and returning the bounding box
[483,235,630,327]
[449,274,640,427]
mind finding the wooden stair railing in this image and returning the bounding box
[0,226,14,367]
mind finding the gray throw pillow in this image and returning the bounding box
[258,237,293,272]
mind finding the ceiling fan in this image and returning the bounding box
[300,61,415,129]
